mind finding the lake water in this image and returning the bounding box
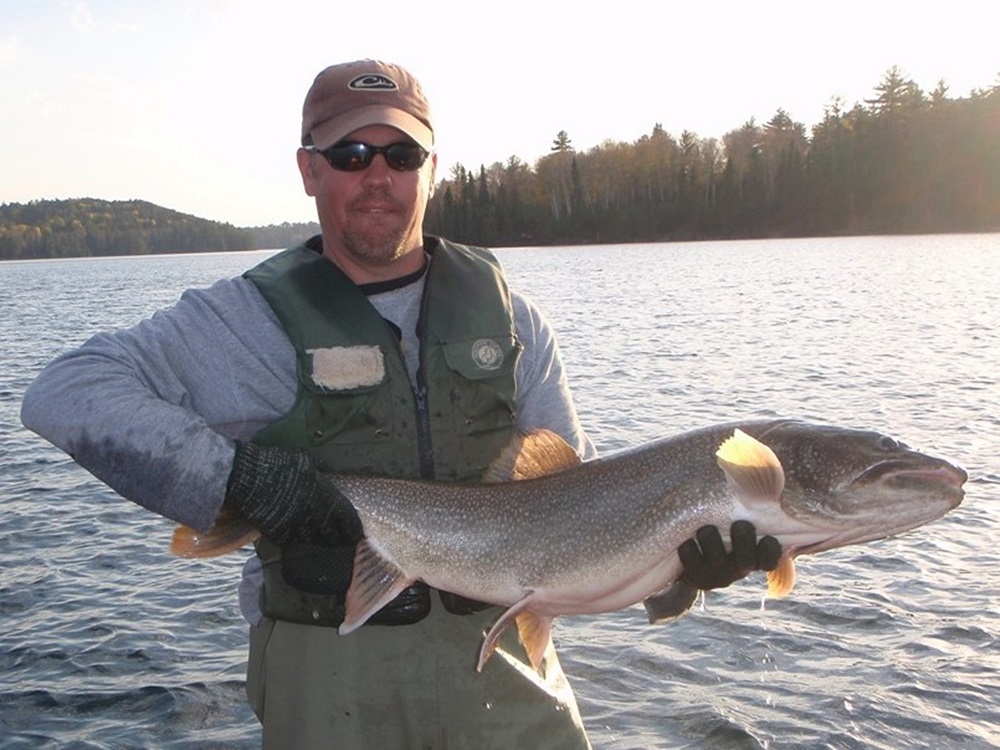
[1,234,998,749]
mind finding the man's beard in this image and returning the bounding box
[340,191,415,267]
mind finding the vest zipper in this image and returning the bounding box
[413,269,436,479]
[414,382,434,479]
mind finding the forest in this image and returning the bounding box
[2,67,997,260]
[0,199,251,260]
[425,67,1000,245]
[0,199,319,260]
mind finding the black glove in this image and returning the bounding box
[678,520,781,591]
[225,441,364,547]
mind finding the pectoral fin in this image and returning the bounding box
[766,554,797,597]
[169,505,260,558]
[716,429,785,502]
[339,540,415,635]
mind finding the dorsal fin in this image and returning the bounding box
[483,429,582,483]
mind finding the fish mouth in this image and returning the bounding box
[792,460,967,557]
[851,459,967,496]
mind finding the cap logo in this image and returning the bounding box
[349,73,398,91]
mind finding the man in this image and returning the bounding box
[21,60,779,748]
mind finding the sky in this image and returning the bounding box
[1,0,997,228]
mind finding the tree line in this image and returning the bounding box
[3,67,997,260]
[425,67,1000,245]
[0,199,251,260]
[0,199,320,260]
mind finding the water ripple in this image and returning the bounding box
[3,238,1000,749]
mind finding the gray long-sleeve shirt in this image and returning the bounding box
[21,262,594,539]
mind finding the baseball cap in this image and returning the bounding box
[301,60,434,150]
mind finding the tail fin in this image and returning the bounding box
[170,505,259,558]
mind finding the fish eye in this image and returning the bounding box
[876,435,903,451]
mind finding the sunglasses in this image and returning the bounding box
[308,140,431,172]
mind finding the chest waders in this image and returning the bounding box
[244,236,520,627]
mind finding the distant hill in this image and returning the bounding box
[0,198,320,260]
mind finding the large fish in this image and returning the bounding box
[171,420,966,672]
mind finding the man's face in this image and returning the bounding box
[298,123,437,283]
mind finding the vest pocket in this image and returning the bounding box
[300,386,397,446]
[441,335,521,435]
[298,348,395,446]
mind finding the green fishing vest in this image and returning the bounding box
[244,236,521,625]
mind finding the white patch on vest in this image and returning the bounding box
[307,346,385,390]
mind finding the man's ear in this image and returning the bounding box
[297,148,318,197]
[427,152,438,199]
